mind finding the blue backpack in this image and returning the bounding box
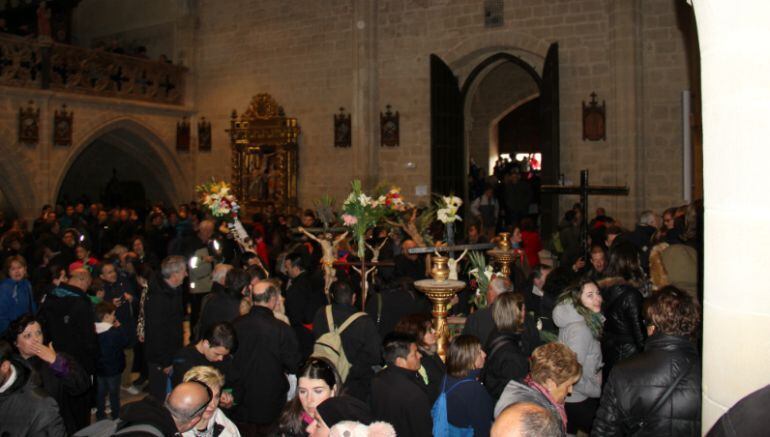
[431,376,475,437]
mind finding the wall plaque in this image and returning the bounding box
[18,101,40,145]
[53,104,73,147]
[380,104,399,147]
[334,107,351,148]
[582,92,606,141]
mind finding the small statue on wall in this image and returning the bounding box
[18,101,40,145]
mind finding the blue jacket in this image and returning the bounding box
[0,278,36,335]
[445,370,495,437]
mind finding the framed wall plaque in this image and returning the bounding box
[582,92,606,141]
[198,116,212,152]
[18,101,40,145]
[176,116,190,151]
[380,104,399,147]
[334,107,351,148]
[53,104,73,147]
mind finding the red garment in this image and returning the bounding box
[69,257,99,273]
[521,230,542,268]
[255,238,270,269]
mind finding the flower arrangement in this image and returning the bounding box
[341,180,389,258]
[436,195,462,224]
[467,250,499,309]
[382,186,410,212]
[196,180,240,221]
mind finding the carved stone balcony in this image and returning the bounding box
[0,33,186,105]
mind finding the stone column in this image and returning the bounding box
[694,0,770,432]
[351,0,379,188]
[608,0,644,219]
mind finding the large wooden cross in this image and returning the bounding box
[540,169,629,260]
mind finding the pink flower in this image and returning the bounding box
[342,214,358,226]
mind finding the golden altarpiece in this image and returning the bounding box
[228,94,300,216]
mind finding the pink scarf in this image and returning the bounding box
[525,375,568,430]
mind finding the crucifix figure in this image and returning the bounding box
[351,264,377,301]
[365,237,389,284]
[334,256,395,311]
[445,249,468,281]
[297,227,349,301]
[540,169,630,260]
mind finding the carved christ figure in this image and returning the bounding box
[351,264,377,301]
[364,237,389,284]
[446,249,468,281]
[298,227,349,298]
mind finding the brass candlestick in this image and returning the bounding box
[414,256,465,361]
[487,232,515,277]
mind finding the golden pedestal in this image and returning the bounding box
[487,232,515,277]
[414,278,466,361]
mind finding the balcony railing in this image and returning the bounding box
[0,34,186,105]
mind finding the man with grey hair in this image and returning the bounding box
[229,280,302,433]
[462,276,513,344]
[145,255,188,400]
[491,402,562,437]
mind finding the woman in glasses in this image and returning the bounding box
[182,365,240,437]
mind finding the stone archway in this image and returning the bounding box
[55,118,188,208]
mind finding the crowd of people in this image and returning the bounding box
[0,191,739,437]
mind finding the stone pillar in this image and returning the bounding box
[694,0,770,432]
[608,0,644,218]
[351,0,379,188]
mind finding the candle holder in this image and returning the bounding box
[487,232,515,277]
[414,256,465,361]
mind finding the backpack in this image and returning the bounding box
[311,306,366,382]
[431,376,475,437]
[73,419,164,437]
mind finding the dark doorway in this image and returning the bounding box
[57,129,173,209]
[430,43,560,235]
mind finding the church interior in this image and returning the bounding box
[0,0,768,435]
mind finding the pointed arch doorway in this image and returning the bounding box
[430,43,560,234]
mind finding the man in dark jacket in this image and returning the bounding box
[393,239,426,281]
[370,332,432,437]
[364,277,431,338]
[463,277,513,344]
[621,210,659,272]
[38,267,98,376]
[312,280,380,401]
[115,380,211,435]
[284,252,322,357]
[230,279,302,434]
[171,321,235,387]
[144,255,187,400]
[0,340,67,436]
[593,286,701,436]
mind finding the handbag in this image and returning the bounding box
[622,360,694,436]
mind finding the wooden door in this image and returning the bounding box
[430,54,464,199]
[539,43,560,235]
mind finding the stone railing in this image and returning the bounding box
[0,33,186,105]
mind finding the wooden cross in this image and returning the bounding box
[540,169,629,260]
[333,257,395,311]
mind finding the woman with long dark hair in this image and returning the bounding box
[275,358,342,436]
[481,292,530,400]
[598,241,649,381]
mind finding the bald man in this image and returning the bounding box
[115,381,211,434]
[37,266,98,431]
[491,402,563,437]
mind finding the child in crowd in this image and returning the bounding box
[94,301,129,420]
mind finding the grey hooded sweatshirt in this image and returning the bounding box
[553,301,603,402]
[494,379,566,437]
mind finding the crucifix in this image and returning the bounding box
[540,169,629,260]
[408,242,496,281]
[297,227,349,302]
[333,257,395,311]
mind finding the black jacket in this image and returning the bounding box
[593,334,701,436]
[364,286,431,338]
[0,358,67,436]
[312,304,381,401]
[370,366,433,437]
[420,350,446,404]
[96,325,130,377]
[117,395,180,436]
[144,274,184,367]
[285,271,324,357]
[197,289,242,339]
[599,277,646,381]
[230,305,302,425]
[27,353,92,434]
[481,330,530,400]
[38,283,99,375]
[462,307,494,344]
